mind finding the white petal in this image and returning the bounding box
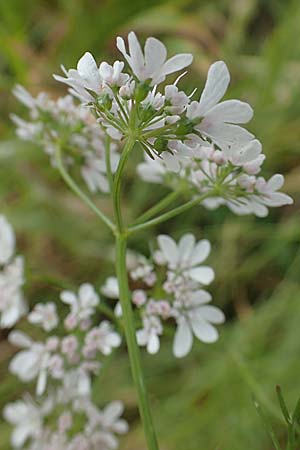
[188,266,215,285]
[103,401,123,423]
[266,174,284,191]
[77,52,100,88]
[173,318,193,358]
[190,315,219,343]
[198,61,230,115]
[205,99,253,124]
[36,368,47,395]
[116,37,127,59]
[198,305,225,324]
[12,424,32,448]
[128,31,144,76]
[9,330,32,348]
[190,239,211,265]
[190,289,212,305]
[157,53,193,83]
[199,121,254,150]
[147,332,160,354]
[238,139,262,163]
[60,290,77,306]
[161,151,181,172]
[136,329,148,346]
[157,235,179,265]
[9,351,39,381]
[3,401,28,424]
[178,234,195,263]
[144,37,167,72]
[263,192,293,207]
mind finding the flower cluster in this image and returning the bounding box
[102,233,224,358]
[12,32,292,215]
[3,392,128,450]
[0,215,27,328]
[4,283,127,450]
[11,87,120,193]
[9,283,120,396]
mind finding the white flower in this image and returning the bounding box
[99,60,129,86]
[8,330,50,395]
[0,256,27,328]
[3,398,43,448]
[60,283,100,325]
[157,233,214,285]
[116,31,193,85]
[173,289,225,357]
[84,321,121,356]
[0,215,15,265]
[223,139,264,172]
[187,61,254,150]
[165,84,189,114]
[28,302,59,331]
[136,316,162,354]
[81,399,128,449]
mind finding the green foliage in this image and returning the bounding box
[0,0,300,449]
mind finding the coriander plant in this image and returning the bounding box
[2,31,293,450]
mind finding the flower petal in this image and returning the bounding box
[178,233,195,263]
[145,37,167,72]
[199,121,254,150]
[157,235,179,265]
[198,61,230,115]
[188,266,215,285]
[198,305,225,324]
[77,52,100,89]
[190,315,219,343]
[173,318,193,358]
[190,239,211,265]
[158,53,193,80]
[205,99,253,124]
[266,174,284,192]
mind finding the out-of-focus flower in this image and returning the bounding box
[60,283,100,329]
[28,302,59,332]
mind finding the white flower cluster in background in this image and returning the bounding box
[102,233,224,358]
[4,283,127,450]
[11,87,120,193]
[3,393,128,450]
[0,215,27,328]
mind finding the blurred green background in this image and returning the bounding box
[0,0,300,449]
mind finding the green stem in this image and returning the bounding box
[55,146,115,232]
[132,190,181,226]
[128,192,212,234]
[112,135,136,229]
[104,135,114,194]
[115,234,159,450]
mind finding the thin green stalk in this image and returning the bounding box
[132,190,181,226]
[115,234,159,450]
[55,146,115,232]
[104,135,114,194]
[112,130,159,450]
[128,192,212,234]
[112,135,136,229]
